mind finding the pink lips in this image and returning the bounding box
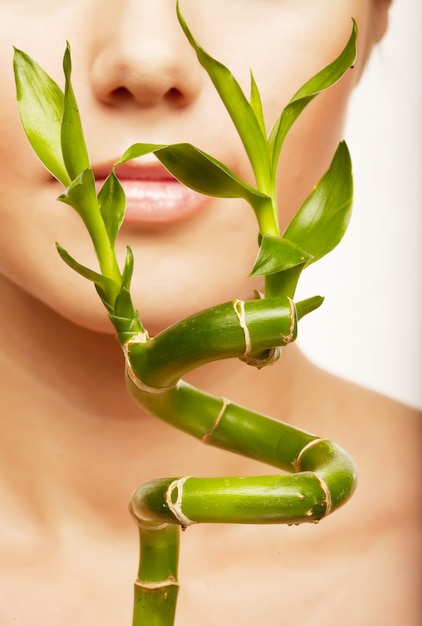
[95,162,209,227]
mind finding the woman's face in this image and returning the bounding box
[0,0,389,335]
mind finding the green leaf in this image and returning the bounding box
[250,234,313,277]
[249,71,266,137]
[98,170,126,246]
[13,48,70,186]
[109,283,145,342]
[114,287,135,320]
[61,43,90,179]
[295,295,324,320]
[154,143,269,211]
[58,168,98,223]
[95,284,114,314]
[119,138,275,228]
[283,141,353,264]
[115,143,166,165]
[121,246,135,292]
[56,242,117,295]
[268,20,357,173]
[176,1,270,190]
[59,168,122,291]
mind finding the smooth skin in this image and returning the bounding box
[0,1,420,624]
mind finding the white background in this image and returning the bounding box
[297,0,422,409]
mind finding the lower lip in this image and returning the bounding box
[115,178,209,226]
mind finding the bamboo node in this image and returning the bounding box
[202,397,230,443]
[166,477,196,530]
[232,299,251,358]
[135,577,179,590]
[280,297,296,344]
[293,438,333,518]
[240,346,281,369]
[313,473,333,517]
[292,438,323,473]
[124,330,150,346]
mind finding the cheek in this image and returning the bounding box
[0,112,107,331]
[203,1,371,233]
[252,13,370,231]
[0,177,110,331]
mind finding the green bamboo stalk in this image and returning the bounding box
[126,295,305,388]
[125,362,357,527]
[130,524,180,626]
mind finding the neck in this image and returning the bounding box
[0,274,309,541]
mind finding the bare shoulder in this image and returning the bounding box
[312,368,421,511]
[303,370,422,623]
[302,358,421,441]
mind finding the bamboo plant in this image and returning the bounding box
[13,4,358,624]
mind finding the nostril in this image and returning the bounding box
[110,86,132,102]
[166,87,182,100]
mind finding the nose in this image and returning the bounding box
[89,1,203,109]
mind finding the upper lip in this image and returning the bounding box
[93,157,176,183]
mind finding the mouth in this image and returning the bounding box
[94,159,210,227]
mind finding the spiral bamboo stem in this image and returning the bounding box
[124,295,357,624]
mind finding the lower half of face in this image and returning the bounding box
[0,166,263,334]
[0,0,377,335]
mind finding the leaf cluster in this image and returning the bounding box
[14,43,139,329]
[119,4,356,298]
[13,4,357,327]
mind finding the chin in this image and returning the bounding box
[32,276,117,337]
[46,282,171,339]
[56,299,117,336]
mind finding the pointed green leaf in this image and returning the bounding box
[95,284,114,313]
[250,234,313,277]
[56,242,117,295]
[268,20,357,172]
[115,143,166,165]
[59,169,122,290]
[61,43,90,179]
[98,170,126,246]
[114,287,135,320]
[13,48,70,186]
[154,143,269,212]
[109,308,144,344]
[113,248,147,338]
[283,141,353,264]
[176,1,270,189]
[296,295,324,320]
[121,246,134,292]
[110,281,145,343]
[58,168,98,222]
[249,71,266,136]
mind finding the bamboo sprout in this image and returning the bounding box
[13,4,358,624]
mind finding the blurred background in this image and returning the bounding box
[297,0,422,409]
